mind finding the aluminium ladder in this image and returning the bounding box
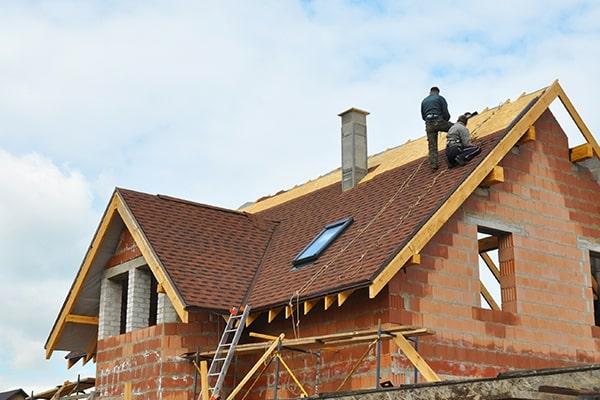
[206,305,251,400]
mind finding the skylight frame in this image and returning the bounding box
[293,217,353,267]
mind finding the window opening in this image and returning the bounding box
[477,227,512,311]
[590,251,600,326]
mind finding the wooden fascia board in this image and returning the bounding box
[115,191,189,323]
[45,195,119,359]
[369,81,561,299]
[557,86,600,158]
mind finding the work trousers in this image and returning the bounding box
[446,144,481,168]
[425,120,453,170]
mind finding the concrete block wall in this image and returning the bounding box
[126,268,151,332]
[158,292,179,324]
[99,277,123,339]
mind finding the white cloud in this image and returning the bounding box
[0,148,97,391]
[0,0,599,391]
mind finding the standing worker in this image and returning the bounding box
[421,87,452,170]
[446,114,481,168]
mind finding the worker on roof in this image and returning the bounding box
[421,86,452,171]
[446,114,481,168]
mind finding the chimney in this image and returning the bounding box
[339,107,369,191]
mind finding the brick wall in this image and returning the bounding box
[96,312,221,400]
[389,109,600,380]
[106,228,142,268]
[95,109,600,398]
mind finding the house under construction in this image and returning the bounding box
[44,80,600,399]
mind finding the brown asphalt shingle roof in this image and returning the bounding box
[116,89,544,312]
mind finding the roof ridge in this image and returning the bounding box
[155,193,247,216]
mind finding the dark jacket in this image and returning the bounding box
[421,94,450,122]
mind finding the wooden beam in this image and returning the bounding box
[478,236,499,253]
[200,360,209,400]
[65,314,98,325]
[557,86,600,158]
[393,332,441,382]
[324,295,335,310]
[45,195,120,359]
[245,313,259,327]
[480,281,500,311]
[408,254,421,265]
[225,334,284,400]
[115,192,189,323]
[592,276,598,300]
[518,125,536,144]
[156,283,166,294]
[480,166,504,187]
[268,308,282,323]
[249,332,278,341]
[479,252,501,282]
[570,143,594,163]
[304,299,318,315]
[369,80,561,299]
[338,289,355,307]
[285,305,293,319]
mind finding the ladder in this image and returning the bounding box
[207,305,251,400]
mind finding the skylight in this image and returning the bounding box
[293,217,353,266]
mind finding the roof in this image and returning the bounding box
[46,80,600,358]
[0,389,27,400]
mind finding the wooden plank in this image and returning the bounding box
[369,81,561,299]
[480,281,500,311]
[249,332,278,341]
[115,191,189,323]
[304,299,318,315]
[518,125,536,144]
[570,143,594,163]
[200,360,209,400]
[480,252,501,282]
[480,166,504,187]
[557,86,600,158]
[245,313,259,327]
[276,354,309,398]
[65,314,99,325]
[479,236,499,253]
[45,195,119,359]
[268,308,282,323]
[225,334,284,400]
[324,295,335,310]
[124,382,132,400]
[199,325,432,356]
[393,332,441,382]
[337,289,355,307]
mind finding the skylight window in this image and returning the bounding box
[293,217,353,266]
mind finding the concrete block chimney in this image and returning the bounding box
[339,107,369,191]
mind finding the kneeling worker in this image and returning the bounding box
[446,114,481,168]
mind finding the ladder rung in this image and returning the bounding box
[224,329,237,332]
[213,357,227,361]
[229,315,242,319]
[208,373,221,376]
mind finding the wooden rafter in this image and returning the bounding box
[480,281,500,311]
[480,166,505,188]
[570,143,594,163]
[557,85,600,158]
[324,294,336,310]
[393,332,441,382]
[245,313,259,327]
[479,252,501,282]
[369,80,564,299]
[478,236,499,253]
[65,314,98,325]
[304,299,318,315]
[518,125,536,144]
[268,307,282,323]
[337,289,355,307]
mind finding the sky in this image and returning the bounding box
[1,0,599,393]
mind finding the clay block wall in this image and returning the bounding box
[96,312,221,400]
[106,228,142,268]
[389,109,600,380]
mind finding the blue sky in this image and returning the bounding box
[1,0,599,393]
